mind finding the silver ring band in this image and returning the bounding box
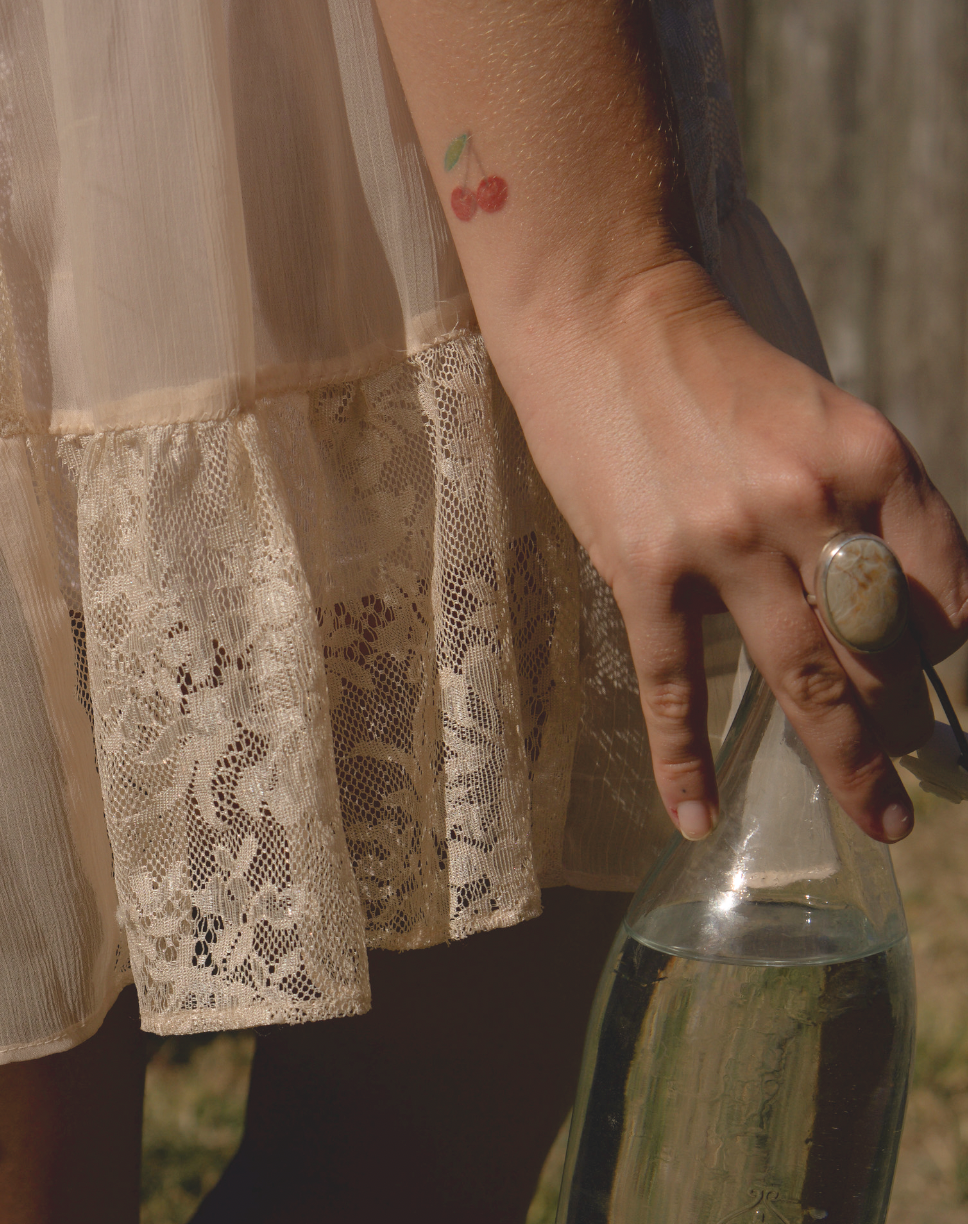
[813,533,909,653]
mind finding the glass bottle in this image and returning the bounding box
[556,668,915,1224]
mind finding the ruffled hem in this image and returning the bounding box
[0,0,773,1058]
[16,330,598,1039]
[0,970,133,1065]
[141,986,371,1039]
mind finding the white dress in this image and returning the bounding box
[0,0,829,1060]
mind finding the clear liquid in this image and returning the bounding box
[637,897,897,967]
[557,904,915,1224]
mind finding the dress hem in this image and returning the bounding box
[0,969,133,1066]
[140,989,373,1038]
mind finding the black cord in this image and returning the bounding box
[920,648,968,772]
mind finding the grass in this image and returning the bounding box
[141,1032,254,1224]
[885,784,968,1224]
[140,785,968,1224]
[526,1122,570,1224]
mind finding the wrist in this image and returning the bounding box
[487,220,689,325]
[475,250,738,403]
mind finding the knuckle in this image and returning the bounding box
[609,532,679,605]
[932,542,968,639]
[777,658,850,715]
[624,530,680,584]
[855,411,908,482]
[840,408,918,502]
[655,756,705,783]
[642,676,695,727]
[952,586,968,638]
[837,746,885,796]
[692,492,760,556]
[765,458,830,525]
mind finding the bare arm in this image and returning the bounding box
[375,2,697,321]
[376,0,968,842]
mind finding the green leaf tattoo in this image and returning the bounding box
[444,133,468,172]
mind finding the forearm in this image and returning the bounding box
[374,0,700,336]
[376,0,968,845]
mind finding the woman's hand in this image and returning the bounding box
[482,254,968,842]
[375,0,968,840]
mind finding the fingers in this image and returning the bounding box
[839,410,968,661]
[626,541,931,846]
[623,548,926,846]
[881,481,968,664]
[728,559,915,843]
[803,437,960,754]
[611,402,968,849]
[621,589,719,840]
[820,629,933,759]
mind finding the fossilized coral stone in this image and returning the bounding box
[819,535,908,652]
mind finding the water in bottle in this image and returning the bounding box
[557,669,915,1224]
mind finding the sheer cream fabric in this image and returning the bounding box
[0,0,827,1058]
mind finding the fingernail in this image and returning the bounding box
[677,800,714,841]
[881,802,913,843]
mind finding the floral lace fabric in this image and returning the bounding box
[0,0,828,1054]
[27,333,590,1034]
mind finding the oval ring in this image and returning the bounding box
[812,533,909,653]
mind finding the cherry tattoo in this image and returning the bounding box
[444,133,508,220]
[476,175,508,213]
[450,185,477,221]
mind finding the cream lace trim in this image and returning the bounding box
[77,412,371,1030]
[27,332,583,1034]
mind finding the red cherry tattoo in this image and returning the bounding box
[445,134,507,221]
[476,176,508,213]
[450,185,478,221]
